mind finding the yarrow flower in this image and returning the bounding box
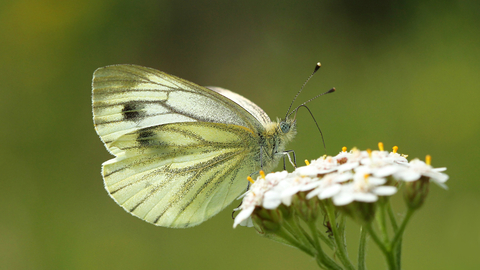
[232,143,449,270]
[394,157,449,188]
[233,143,448,227]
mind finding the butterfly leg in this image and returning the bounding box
[232,201,242,219]
[283,149,297,168]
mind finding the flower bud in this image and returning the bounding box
[338,201,376,224]
[403,176,430,210]
[252,207,283,232]
[292,191,320,222]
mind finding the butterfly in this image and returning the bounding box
[92,64,301,228]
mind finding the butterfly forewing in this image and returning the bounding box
[92,65,265,155]
[206,86,271,127]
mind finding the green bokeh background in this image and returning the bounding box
[1,1,479,269]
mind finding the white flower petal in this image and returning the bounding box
[282,186,301,198]
[395,171,421,181]
[300,180,321,191]
[425,171,449,183]
[353,192,378,203]
[319,184,342,199]
[233,206,255,228]
[373,186,397,196]
[306,188,320,199]
[373,165,401,178]
[295,166,320,176]
[335,171,354,182]
[263,191,282,209]
[333,191,355,206]
[337,161,359,173]
[282,196,293,206]
[432,179,449,190]
[367,177,387,186]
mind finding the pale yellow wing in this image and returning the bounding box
[206,86,271,127]
[92,65,265,156]
[102,122,259,228]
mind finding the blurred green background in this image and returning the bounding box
[1,0,479,269]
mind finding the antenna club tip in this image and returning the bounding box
[328,87,336,93]
[313,62,321,73]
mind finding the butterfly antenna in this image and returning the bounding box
[284,62,322,119]
[292,104,328,154]
[287,87,336,120]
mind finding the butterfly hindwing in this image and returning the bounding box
[102,121,259,227]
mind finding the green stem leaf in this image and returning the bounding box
[366,224,396,270]
[326,203,355,270]
[390,208,414,249]
[273,227,316,257]
[358,226,367,270]
[376,200,389,244]
[308,221,343,270]
[386,201,398,231]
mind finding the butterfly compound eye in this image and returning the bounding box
[280,121,291,133]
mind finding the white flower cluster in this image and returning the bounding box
[233,147,449,228]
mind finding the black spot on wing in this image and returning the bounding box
[122,102,145,121]
[137,129,156,146]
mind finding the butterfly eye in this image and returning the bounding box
[280,121,291,133]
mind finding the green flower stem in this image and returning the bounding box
[395,237,402,270]
[358,226,367,270]
[308,222,343,270]
[315,260,328,269]
[376,202,389,243]
[273,227,315,257]
[386,202,401,269]
[283,217,315,251]
[326,203,355,270]
[390,208,414,252]
[386,201,398,231]
[339,215,349,253]
[317,228,335,250]
[366,224,396,270]
[338,215,346,243]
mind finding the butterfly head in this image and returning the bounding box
[277,117,297,143]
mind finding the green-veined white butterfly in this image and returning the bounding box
[92,64,326,228]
